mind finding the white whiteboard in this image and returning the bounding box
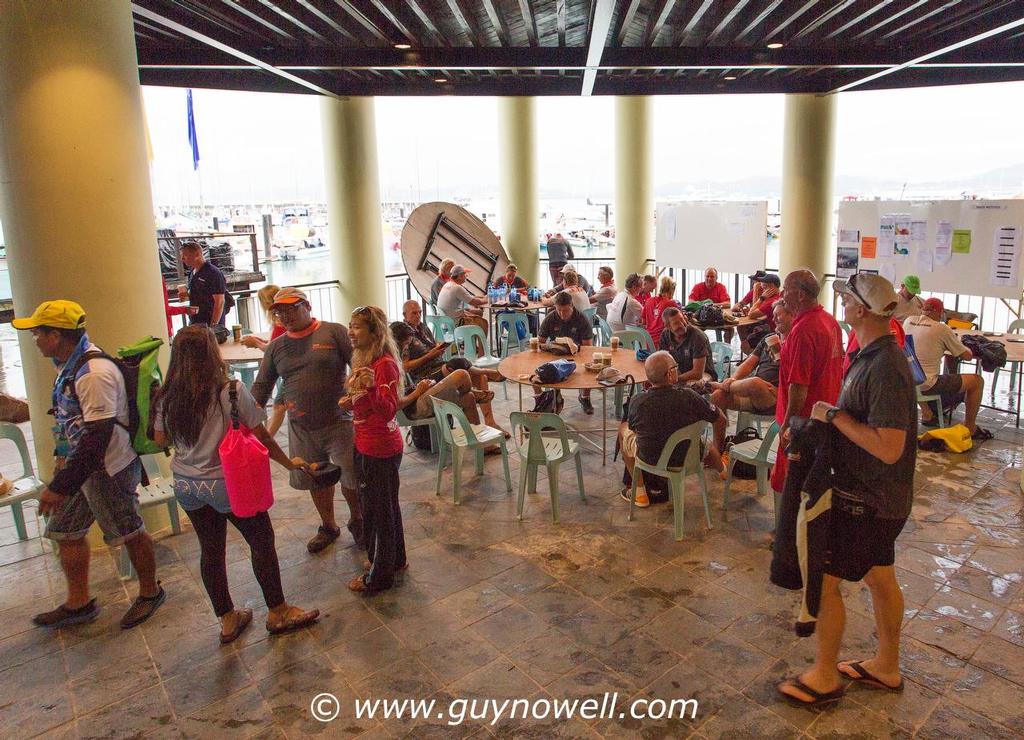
[655,201,768,274]
[837,200,1024,300]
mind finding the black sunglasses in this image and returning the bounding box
[845,274,871,309]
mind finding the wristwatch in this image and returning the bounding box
[825,407,840,424]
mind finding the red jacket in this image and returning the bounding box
[352,354,404,457]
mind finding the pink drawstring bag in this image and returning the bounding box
[218,381,274,517]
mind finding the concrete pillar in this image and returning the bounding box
[780,93,837,280]
[615,97,653,281]
[320,96,385,319]
[0,0,167,478]
[497,98,539,285]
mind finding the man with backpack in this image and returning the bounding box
[14,300,165,630]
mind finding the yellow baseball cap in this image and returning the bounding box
[12,300,86,330]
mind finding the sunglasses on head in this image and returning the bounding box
[845,274,872,309]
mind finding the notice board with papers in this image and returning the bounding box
[837,200,1024,300]
[655,201,768,275]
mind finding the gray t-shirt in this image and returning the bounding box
[251,320,353,430]
[592,283,618,319]
[437,281,475,319]
[155,382,266,479]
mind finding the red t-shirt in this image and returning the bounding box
[752,292,781,330]
[270,323,286,340]
[638,290,653,307]
[352,354,404,458]
[688,282,730,305]
[642,296,682,339]
[843,319,905,375]
[771,305,844,491]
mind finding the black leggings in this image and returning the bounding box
[183,506,285,617]
[356,450,405,590]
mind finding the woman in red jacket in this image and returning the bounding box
[340,305,407,593]
[642,275,682,339]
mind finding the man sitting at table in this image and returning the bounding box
[493,263,528,292]
[607,272,644,332]
[437,264,490,354]
[709,301,793,453]
[659,307,715,385]
[544,265,594,297]
[688,267,731,307]
[533,291,594,415]
[617,351,725,508]
[903,297,989,439]
[589,266,618,320]
[638,274,657,306]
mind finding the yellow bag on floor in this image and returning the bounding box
[918,424,973,453]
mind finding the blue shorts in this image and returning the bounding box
[173,475,232,514]
[46,459,144,546]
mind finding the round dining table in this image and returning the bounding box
[218,331,269,385]
[498,345,648,464]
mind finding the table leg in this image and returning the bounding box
[1017,360,1022,428]
[602,389,607,466]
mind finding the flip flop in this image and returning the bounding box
[778,678,845,708]
[971,427,994,441]
[266,606,320,635]
[837,660,904,692]
[473,390,495,404]
[219,608,253,645]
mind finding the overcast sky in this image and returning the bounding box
[142,81,1024,206]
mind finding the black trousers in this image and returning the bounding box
[184,506,285,617]
[355,450,405,590]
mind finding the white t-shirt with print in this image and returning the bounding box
[73,350,136,477]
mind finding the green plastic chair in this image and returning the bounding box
[0,422,45,541]
[396,374,441,453]
[454,324,507,399]
[916,386,949,428]
[626,420,712,541]
[430,397,511,504]
[595,315,613,346]
[425,314,457,343]
[709,341,734,381]
[838,321,852,347]
[735,410,776,438]
[495,313,531,357]
[613,329,655,352]
[582,306,598,325]
[992,318,1024,397]
[509,412,585,523]
[723,421,780,515]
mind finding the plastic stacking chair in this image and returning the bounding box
[710,342,734,381]
[916,386,949,428]
[0,422,45,541]
[613,329,656,353]
[509,412,585,523]
[723,421,780,515]
[425,314,457,344]
[396,373,441,454]
[992,318,1024,397]
[735,410,776,438]
[454,324,507,399]
[430,397,511,504]
[596,316,613,347]
[626,421,712,541]
[582,306,598,325]
[120,454,181,578]
[495,313,531,357]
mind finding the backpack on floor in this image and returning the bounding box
[410,423,434,451]
[724,426,760,479]
[66,336,166,455]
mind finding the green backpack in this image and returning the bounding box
[67,336,166,455]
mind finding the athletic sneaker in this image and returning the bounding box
[121,584,166,629]
[33,599,100,629]
[620,488,650,507]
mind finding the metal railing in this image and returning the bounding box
[171,280,341,334]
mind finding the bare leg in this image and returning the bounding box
[58,538,91,609]
[123,531,160,598]
[311,486,337,530]
[962,374,983,433]
[340,486,360,522]
[840,565,904,687]
[779,574,845,701]
[267,404,286,437]
[618,423,645,497]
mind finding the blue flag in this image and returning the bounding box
[186,89,200,171]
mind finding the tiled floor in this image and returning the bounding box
[1,392,1023,739]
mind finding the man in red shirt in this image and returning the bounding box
[688,267,731,307]
[770,269,844,494]
[637,274,657,306]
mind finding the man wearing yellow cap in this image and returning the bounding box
[13,300,165,630]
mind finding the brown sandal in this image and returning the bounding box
[220,609,253,645]
[266,605,319,635]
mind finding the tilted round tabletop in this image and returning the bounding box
[498,345,648,390]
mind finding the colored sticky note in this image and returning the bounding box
[861,236,877,259]
[952,229,972,254]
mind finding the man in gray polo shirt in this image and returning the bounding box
[251,288,359,553]
[778,273,916,708]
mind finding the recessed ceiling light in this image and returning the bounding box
[394,43,411,50]
[434,77,447,83]
[724,75,737,80]
[767,42,783,49]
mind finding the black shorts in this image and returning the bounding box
[922,374,964,412]
[826,494,907,582]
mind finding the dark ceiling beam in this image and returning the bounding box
[882,0,963,40]
[823,0,893,40]
[331,1,392,45]
[852,0,929,39]
[762,0,820,42]
[830,14,1024,93]
[293,1,359,43]
[674,0,716,45]
[581,0,615,95]
[479,0,509,46]
[403,0,448,46]
[215,0,296,42]
[913,0,1018,42]
[645,0,676,46]
[131,4,337,96]
[134,0,268,44]
[253,0,327,42]
[443,0,485,46]
[134,18,182,42]
[735,0,782,41]
[706,0,755,43]
[792,0,856,40]
[366,0,418,44]
[614,0,642,45]
[516,0,538,46]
